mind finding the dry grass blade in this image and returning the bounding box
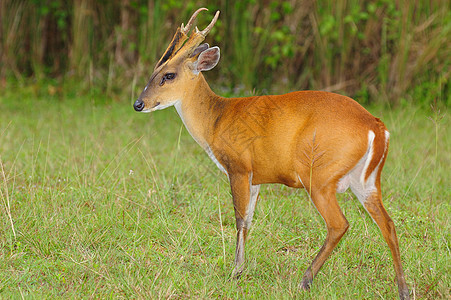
[0,155,16,241]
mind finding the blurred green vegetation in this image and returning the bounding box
[0,0,450,104]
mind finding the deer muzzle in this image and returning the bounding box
[133,99,145,112]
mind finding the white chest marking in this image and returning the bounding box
[205,146,227,175]
[174,101,228,175]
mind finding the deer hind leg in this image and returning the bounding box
[229,172,260,278]
[350,128,409,300]
[351,177,409,300]
[300,186,349,289]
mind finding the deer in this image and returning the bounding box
[133,8,409,299]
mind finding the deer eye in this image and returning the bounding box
[164,73,176,80]
[160,73,176,86]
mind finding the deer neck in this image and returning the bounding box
[173,74,224,150]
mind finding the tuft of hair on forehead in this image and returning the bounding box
[154,28,187,70]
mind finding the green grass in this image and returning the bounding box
[0,89,449,299]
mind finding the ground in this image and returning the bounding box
[0,91,449,298]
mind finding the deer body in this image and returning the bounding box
[133,8,409,300]
[172,74,382,189]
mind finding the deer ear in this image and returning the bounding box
[189,43,209,58]
[193,46,220,73]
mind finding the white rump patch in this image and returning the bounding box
[348,129,384,206]
[385,130,390,152]
[360,130,375,186]
[335,130,375,195]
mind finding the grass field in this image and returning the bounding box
[0,88,449,299]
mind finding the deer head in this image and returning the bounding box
[134,8,220,112]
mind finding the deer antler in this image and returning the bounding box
[175,10,220,59]
[195,10,220,36]
[155,8,220,69]
[155,8,210,69]
[181,7,208,34]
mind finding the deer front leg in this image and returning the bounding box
[229,172,260,278]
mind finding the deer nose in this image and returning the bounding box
[134,99,144,111]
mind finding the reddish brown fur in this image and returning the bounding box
[134,8,409,300]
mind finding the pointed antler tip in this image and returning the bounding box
[182,7,210,34]
[197,9,220,36]
[193,7,208,15]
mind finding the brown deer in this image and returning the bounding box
[133,8,409,299]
